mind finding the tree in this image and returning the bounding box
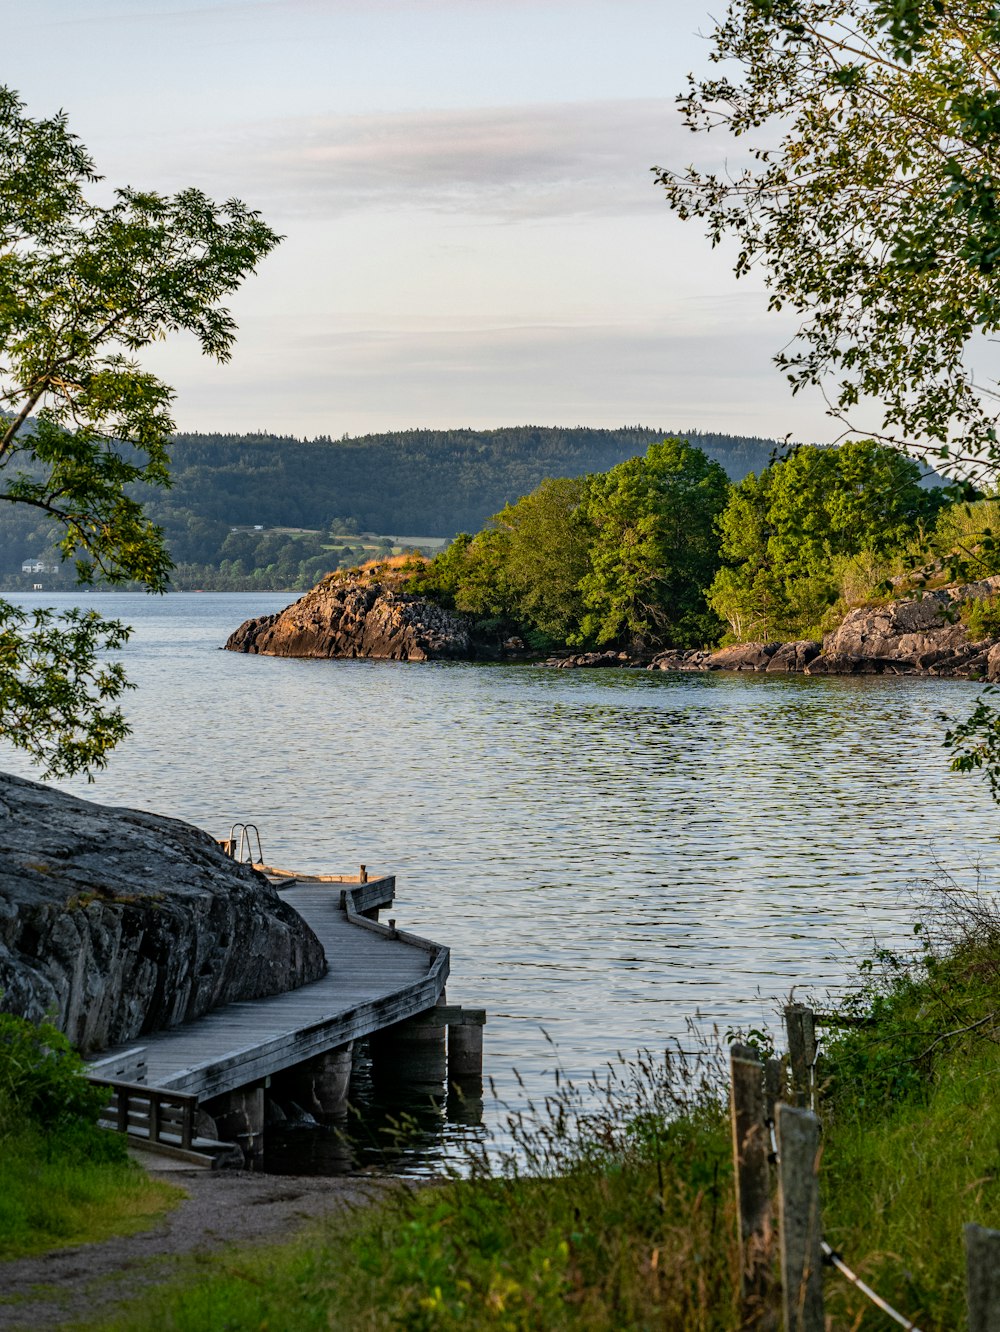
[710,441,941,640]
[656,0,1000,475]
[577,439,730,650]
[488,476,588,645]
[0,88,280,776]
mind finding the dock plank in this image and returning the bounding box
[91,881,449,1100]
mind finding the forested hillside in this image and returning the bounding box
[3,425,781,589]
[147,425,779,538]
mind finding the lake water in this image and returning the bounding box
[5,591,1000,1171]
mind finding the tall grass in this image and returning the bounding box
[92,1044,743,1332]
[817,879,1000,1328]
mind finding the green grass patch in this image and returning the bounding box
[815,887,1000,1328]
[0,1013,182,1258]
[0,1122,180,1259]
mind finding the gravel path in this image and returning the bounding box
[0,1167,390,1332]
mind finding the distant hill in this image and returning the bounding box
[147,426,785,539]
[2,424,788,590]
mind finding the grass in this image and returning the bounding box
[813,884,1000,1329]
[51,884,1000,1330]
[0,1121,181,1260]
[86,1051,743,1332]
[0,1014,182,1260]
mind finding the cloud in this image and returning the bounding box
[153,98,732,220]
[157,311,833,443]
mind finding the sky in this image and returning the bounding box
[8,0,833,443]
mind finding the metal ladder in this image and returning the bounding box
[227,822,263,866]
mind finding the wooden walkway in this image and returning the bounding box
[89,878,450,1102]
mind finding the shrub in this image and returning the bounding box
[0,1011,110,1134]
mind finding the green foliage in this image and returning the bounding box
[658,0,1000,475]
[709,441,940,641]
[933,497,1000,576]
[576,439,730,650]
[0,1011,180,1259]
[961,594,1000,640]
[0,1011,110,1132]
[490,477,589,644]
[0,603,133,777]
[943,684,1000,799]
[413,440,730,652]
[0,86,279,775]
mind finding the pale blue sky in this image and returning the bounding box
[9,0,830,442]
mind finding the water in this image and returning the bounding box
[5,591,1000,1171]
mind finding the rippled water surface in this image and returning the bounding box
[6,591,1000,1168]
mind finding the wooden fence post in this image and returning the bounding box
[776,1104,824,1332]
[965,1223,1000,1330]
[730,1044,775,1324]
[764,1057,783,1128]
[784,1005,816,1109]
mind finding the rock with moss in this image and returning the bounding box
[0,772,326,1052]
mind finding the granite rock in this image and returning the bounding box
[0,772,326,1052]
[225,566,472,662]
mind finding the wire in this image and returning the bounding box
[821,1242,922,1331]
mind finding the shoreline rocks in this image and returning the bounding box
[0,773,326,1053]
[645,575,1000,679]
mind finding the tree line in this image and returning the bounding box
[4,426,783,591]
[407,437,986,654]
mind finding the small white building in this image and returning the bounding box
[21,558,56,574]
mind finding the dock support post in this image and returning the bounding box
[448,1022,483,1081]
[273,1042,354,1119]
[204,1084,265,1164]
[371,1003,447,1091]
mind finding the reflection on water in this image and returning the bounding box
[5,591,1000,1172]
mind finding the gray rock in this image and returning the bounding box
[817,575,1000,664]
[545,651,632,669]
[705,642,781,672]
[0,771,326,1052]
[647,650,711,671]
[765,640,822,673]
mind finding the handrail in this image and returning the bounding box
[341,880,450,982]
[88,1075,198,1150]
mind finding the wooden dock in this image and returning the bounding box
[89,876,451,1104]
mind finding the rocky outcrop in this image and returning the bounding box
[545,651,633,669]
[0,772,326,1052]
[648,576,1000,678]
[806,575,1000,676]
[225,566,472,662]
[648,642,820,672]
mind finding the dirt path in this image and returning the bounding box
[0,1167,390,1332]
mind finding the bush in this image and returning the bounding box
[961,594,1000,640]
[0,1011,110,1133]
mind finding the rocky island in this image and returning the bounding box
[228,563,1000,682]
[225,562,473,661]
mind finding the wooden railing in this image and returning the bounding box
[89,1077,198,1150]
